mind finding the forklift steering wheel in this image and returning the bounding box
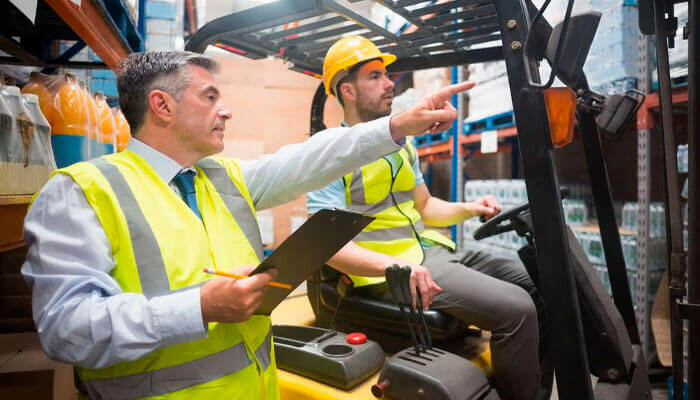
[472,202,530,240]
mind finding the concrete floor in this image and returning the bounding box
[549,376,668,400]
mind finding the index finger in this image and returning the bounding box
[245,268,278,289]
[231,265,257,275]
[430,81,476,103]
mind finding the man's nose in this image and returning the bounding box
[384,76,395,91]
[218,108,232,120]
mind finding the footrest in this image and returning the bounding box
[273,325,385,390]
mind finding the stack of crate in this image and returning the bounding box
[464,61,512,126]
[145,0,183,51]
[583,0,640,94]
[462,179,529,260]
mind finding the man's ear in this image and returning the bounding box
[339,81,356,103]
[148,90,176,124]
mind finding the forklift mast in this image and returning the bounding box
[639,0,699,398]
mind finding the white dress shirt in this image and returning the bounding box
[22,116,399,369]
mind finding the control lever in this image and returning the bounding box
[415,290,433,349]
[386,265,420,355]
[398,266,427,352]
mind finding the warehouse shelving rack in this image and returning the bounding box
[416,125,518,160]
[0,0,144,70]
[0,0,144,253]
[0,0,142,373]
[0,0,142,394]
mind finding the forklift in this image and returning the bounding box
[187,0,668,398]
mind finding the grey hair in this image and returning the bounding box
[116,51,219,135]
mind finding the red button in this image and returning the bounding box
[346,332,367,345]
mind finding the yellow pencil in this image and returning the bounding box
[203,268,292,290]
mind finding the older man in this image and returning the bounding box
[21,51,472,399]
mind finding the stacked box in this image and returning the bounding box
[146,0,177,19]
[145,0,183,51]
[464,61,512,124]
[463,179,666,304]
[462,179,528,258]
[583,2,640,94]
[621,201,667,238]
[91,69,119,98]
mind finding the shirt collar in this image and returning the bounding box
[126,137,197,184]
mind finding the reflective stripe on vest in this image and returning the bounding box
[344,145,426,287]
[355,221,424,242]
[90,158,264,299]
[91,158,170,299]
[344,141,454,288]
[348,168,414,214]
[196,158,264,261]
[345,146,423,238]
[91,158,267,296]
[82,331,273,400]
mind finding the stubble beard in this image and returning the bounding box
[356,95,392,123]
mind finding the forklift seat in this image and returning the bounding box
[307,266,465,349]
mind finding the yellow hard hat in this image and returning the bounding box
[322,36,396,97]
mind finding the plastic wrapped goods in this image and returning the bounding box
[22,94,55,167]
[50,74,91,167]
[113,107,131,151]
[0,87,14,161]
[94,92,117,155]
[0,85,56,194]
[80,80,101,158]
[21,72,56,126]
[463,75,512,122]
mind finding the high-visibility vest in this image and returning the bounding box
[343,142,455,287]
[54,150,278,400]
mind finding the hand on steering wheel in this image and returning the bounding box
[473,202,531,240]
[471,195,501,222]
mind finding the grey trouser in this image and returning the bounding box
[364,245,540,400]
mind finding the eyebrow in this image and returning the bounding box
[203,85,220,97]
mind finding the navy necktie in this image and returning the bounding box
[173,171,202,220]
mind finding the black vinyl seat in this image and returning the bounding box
[307,266,465,350]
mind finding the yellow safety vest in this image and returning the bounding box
[54,150,279,400]
[343,142,455,287]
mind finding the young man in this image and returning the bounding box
[21,51,473,399]
[308,36,540,400]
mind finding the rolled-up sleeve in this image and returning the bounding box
[241,116,401,210]
[22,174,207,369]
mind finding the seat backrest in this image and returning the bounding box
[566,227,634,381]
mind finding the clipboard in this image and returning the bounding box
[252,208,374,315]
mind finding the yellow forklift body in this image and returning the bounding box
[271,291,492,399]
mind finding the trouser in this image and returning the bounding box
[361,245,540,400]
